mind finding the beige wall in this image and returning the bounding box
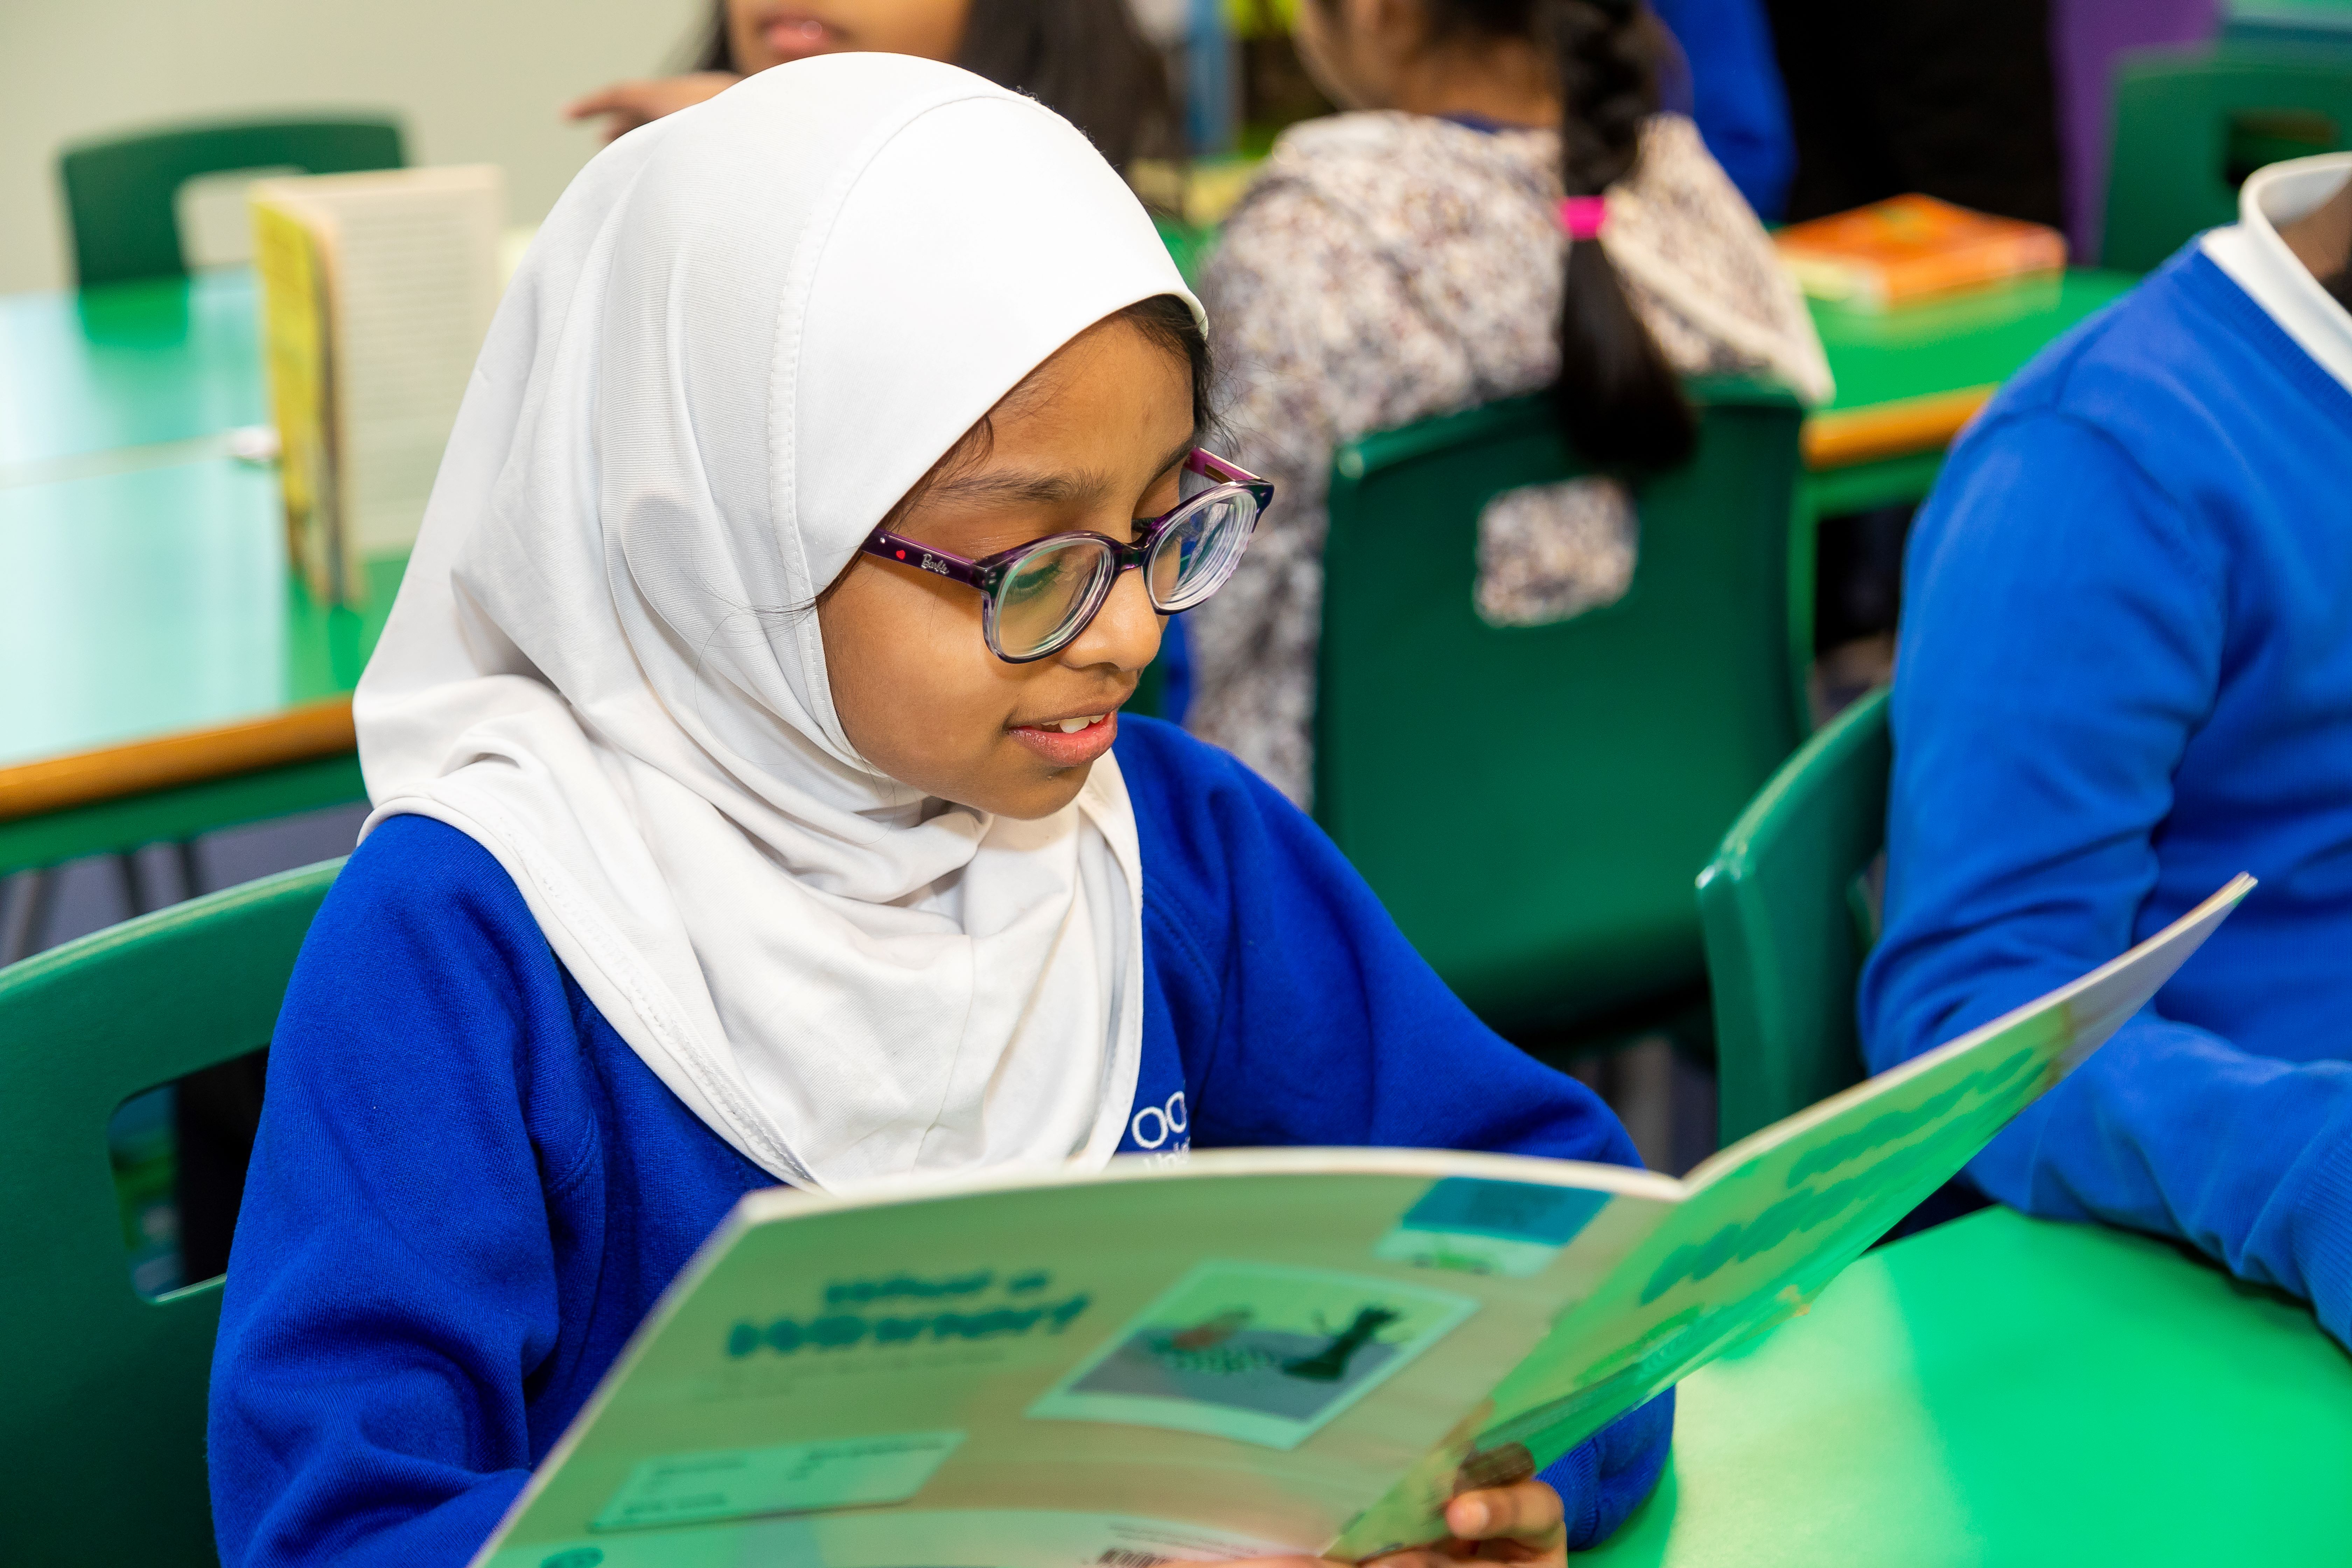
[0,0,708,295]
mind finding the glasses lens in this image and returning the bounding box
[1147,489,1257,611]
[993,537,1112,658]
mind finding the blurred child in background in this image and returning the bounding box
[567,0,1174,168]
[1182,0,1829,805]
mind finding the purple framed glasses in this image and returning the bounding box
[861,448,1274,663]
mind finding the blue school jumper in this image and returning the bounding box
[208,716,1671,1567]
[1860,246,2352,1348]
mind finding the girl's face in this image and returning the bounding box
[727,0,971,71]
[818,315,1194,820]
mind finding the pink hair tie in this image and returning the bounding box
[1558,196,1608,240]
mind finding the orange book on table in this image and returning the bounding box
[1773,193,2067,310]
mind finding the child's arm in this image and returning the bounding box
[208,822,582,1566]
[565,72,739,141]
[1860,413,2352,1351]
[1118,720,1673,1548]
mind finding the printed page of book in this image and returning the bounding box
[470,1148,1683,1568]
[1440,875,2256,1486]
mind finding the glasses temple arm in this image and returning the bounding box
[863,528,989,588]
[1187,449,1266,487]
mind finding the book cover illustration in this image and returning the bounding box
[1030,1262,1479,1449]
[252,200,348,604]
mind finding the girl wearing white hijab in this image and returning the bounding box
[207,55,1667,1568]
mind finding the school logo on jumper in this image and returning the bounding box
[1129,1091,1190,1161]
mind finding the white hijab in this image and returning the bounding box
[353,56,1199,1191]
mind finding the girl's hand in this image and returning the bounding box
[1376,1481,1567,1567]
[564,73,740,141]
[1197,1479,1568,1568]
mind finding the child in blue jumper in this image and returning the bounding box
[1861,153,2352,1348]
[206,55,1670,1567]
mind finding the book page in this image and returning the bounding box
[469,1149,1681,1568]
[1443,876,2255,1486]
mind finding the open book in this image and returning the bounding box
[472,876,2252,1568]
[250,166,503,604]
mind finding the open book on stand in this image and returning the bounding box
[473,876,2253,1568]
[250,166,503,605]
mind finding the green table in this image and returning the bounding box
[1800,270,2138,516]
[0,270,265,474]
[1585,1207,2352,1566]
[0,461,397,878]
[0,272,392,889]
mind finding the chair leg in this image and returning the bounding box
[115,852,148,917]
[1,868,59,965]
[1613,1034,1678,1174]
[1571,1035,1678,1175]
[174,839,205,901]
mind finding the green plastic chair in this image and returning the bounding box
[1696,686,1889,1146]
[58,115,405,287]
[1315,382,1809,1046]
[0,858,342,1566]
[2102,44,2352,271]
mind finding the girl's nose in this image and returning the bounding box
[1064,563,1163,674]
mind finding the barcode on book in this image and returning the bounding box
[1096,1550,1172,1567]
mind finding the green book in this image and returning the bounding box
[474,875,2253,1568]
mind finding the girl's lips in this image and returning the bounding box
[1008,710,1119,768]
[761,14,833,60]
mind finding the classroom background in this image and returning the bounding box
[7,0,2352,1560]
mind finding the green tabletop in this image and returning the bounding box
[1584,1207,2352,1566]
[1799,269,2139,517]
[0,461,393,772]
[1807,270,2137,416]
[0,271,265,474]
[0,272,397,876]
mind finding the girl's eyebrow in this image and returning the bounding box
[927,468,1102,508]
[924,438,1196,512]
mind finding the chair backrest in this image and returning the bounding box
[1316,383,1808,1040]
[2102,44,2352,271]
[0,859,341,1565]
[58,115,405,287]
[1697,687,1888,1147]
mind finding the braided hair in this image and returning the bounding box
[1306,0,1696,470]
[1541,0,1695,469]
